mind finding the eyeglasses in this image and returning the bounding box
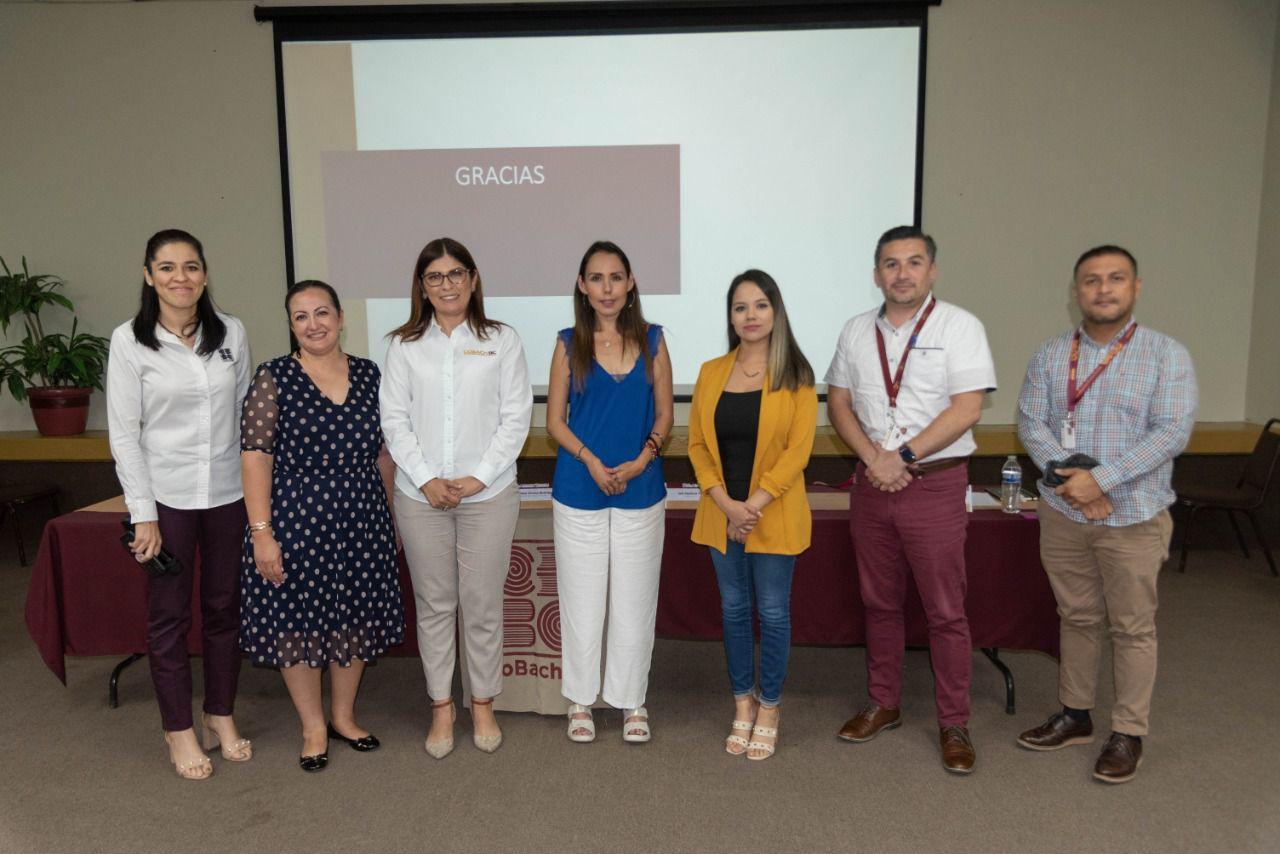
[422,267,471,288]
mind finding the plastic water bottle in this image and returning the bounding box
[1001,455,1022,514]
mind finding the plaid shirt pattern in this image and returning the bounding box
[1017,322,1197,527]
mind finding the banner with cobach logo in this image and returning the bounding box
[459,507,583,714]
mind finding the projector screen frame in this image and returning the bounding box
[256,0,940,401]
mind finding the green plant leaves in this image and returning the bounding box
[0,255,110,400]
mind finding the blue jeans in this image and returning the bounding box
[709,541,797,707]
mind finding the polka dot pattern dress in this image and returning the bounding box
[239,354,405,668]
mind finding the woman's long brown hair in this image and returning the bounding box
[725,269,814,392]
[389,237,501,342]
[569,241,652,391]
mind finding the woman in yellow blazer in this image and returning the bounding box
[688,269,817,761]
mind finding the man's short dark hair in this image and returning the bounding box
[875,225,937,266]
[1073,245,1138,279]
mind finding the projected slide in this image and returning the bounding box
[281,26,921,388]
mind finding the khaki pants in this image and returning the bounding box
[396,482,520,701]
[1038,503,1173,736]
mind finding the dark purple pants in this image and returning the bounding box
[149,499,246,731]
[851,462,971,727]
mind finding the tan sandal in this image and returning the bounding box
[164,733,212,781]
[201,713,252,762]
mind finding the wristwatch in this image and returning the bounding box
[898,444,917,465]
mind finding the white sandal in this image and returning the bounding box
[566,703,595,743]
[746,722,778,761]
[623,707,651,744]
[726,693,759,756]
[726,719,753,755]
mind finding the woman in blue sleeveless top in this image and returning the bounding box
[547,241,673,744]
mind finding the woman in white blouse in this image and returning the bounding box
[380,237,532,758]
[106,229,253,780]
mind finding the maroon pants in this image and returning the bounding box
[851,462,970,727]
[149,500,246,731]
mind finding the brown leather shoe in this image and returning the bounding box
[939,726,975,774]
[1017,712,1094,751]
[836,705,901,743]
[1093,733,1142,784]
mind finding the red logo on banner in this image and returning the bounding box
[503,540,560,653]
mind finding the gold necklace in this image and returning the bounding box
[737,359,764,378]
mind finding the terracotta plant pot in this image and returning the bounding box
[27,387,92,436]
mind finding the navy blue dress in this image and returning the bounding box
[239,354,404,667]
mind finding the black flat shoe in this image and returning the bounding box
[327,722,380,752]
[299,751,329,772]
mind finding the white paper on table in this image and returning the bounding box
[666,483,703,502]
[968,490,1003,511]
[519,483,553,502]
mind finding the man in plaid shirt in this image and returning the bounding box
[1016,245,1197,784]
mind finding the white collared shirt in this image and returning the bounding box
[106,313,251,522]
[380,317,532,504]
[824,295,996,462]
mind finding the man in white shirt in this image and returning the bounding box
[825,226,996,774]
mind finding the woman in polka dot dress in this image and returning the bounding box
[239,280,404,772]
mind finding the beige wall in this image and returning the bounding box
[0,1,287,431]
[1,0,1276,431]
[925,0,1276,423]
[1248,10,1280,423]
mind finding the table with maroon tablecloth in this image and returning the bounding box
[659,507,1058,652]
[25,494,1057,714]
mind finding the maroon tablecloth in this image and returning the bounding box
[26,504,1057,684]
[658,509,1059,655]
[23,511,415,683]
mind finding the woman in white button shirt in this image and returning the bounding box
[380,237,532,758]
[106,229,253,780]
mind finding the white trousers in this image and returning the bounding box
[553,499,666,709]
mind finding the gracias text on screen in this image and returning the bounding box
[455,164,547,186]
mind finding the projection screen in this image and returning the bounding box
[262,1,932,394]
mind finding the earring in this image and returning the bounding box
[626,290,636,309]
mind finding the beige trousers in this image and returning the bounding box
[1038,503,1173,736]
[396,482,520,701]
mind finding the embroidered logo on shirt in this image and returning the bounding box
[218,348,234,362]
[464,349,497,356]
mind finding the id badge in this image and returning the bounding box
[883,410,904,451]
[1061,418,1077,450]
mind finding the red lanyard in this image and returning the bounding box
[1067,322,1137,415]
[875,296,938,409]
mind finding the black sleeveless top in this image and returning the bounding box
[714,389,762,502]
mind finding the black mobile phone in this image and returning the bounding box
[120,520,184,577]
[1043,454,1101,487]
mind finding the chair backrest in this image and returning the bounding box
[1240,418,1280,499]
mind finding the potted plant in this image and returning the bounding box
[0,256,110,436]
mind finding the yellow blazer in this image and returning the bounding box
[688,349,818,555]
